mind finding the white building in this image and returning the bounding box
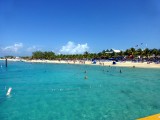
[105,49,121,53]
[113,49,121,53]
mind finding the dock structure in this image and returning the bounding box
[5,59,7,67]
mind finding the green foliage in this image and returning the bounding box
[32,51,55,60]
[30,48,160,60]
[151,48,159,57]
[20,56,31,60]
[5,56,15,59]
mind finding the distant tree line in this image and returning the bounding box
[4,56,15,59]
[31,48,160,61]
[32,51,55,60]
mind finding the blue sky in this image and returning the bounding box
[0,0,160,56]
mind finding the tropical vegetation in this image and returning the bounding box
[30,48,160,61]
[3,48,160,61]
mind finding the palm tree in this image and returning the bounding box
[117,51,124,56]
[124,49,131,56]
[83,51,89,59]
[136,48,143,57]
[101,50,107,58]
[151,48,159,57]
[143,48,150,59]
[32,51,44,59]
[124,48,135,60]
[130,48,136,56]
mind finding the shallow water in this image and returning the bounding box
[0,61,160,120]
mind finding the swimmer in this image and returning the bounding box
[84,76,88,79]
[120,69,122,73]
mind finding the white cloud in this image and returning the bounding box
[60,41,89,54]
[27,46,38,52]
[2,43,23,53]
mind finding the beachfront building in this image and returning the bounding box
[113,49,121,53]
[105,49,121,53]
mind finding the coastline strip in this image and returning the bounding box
[1,59,160,68]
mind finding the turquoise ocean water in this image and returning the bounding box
[0,61,160,120]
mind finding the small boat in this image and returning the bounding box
[6,87,12,96]
[137,113,160,120]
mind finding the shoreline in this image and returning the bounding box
[1,58,160,68]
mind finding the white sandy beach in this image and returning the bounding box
[1,58,160,68]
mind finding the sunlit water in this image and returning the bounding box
[0,61,160,120]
